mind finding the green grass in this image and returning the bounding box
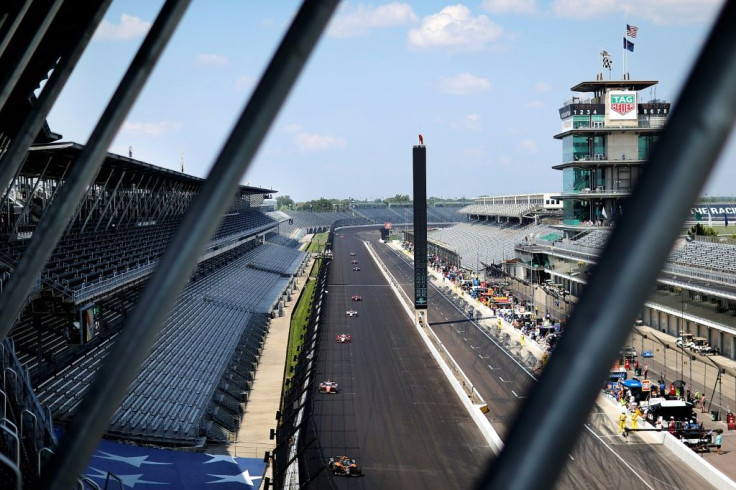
[307,232,329,253]
[283,235,326,402]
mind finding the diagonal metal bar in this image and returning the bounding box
[479,1,736,488]
[41,1,339,488]
[0,0,66,112]
[0,0,33,60]
[0,0,190,341]
[0,1,112,200]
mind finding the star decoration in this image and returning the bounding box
[94,451,172,468]
[86,467,168,487]
[207,469,262,486]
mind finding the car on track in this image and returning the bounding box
[336,334,352,343]
[319,380,339,394]
[351,259,358,264]
[328,456,361,477]
[352,267,361,271]
[351,295,362,301]
[349,252,356,256]
[346,309,358,317]
[340,235,344,238]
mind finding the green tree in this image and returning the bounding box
[689,223,718,237]
[276,195,294,210]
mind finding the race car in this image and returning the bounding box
[349,252,356,256]
[351,295,362,301]
[336,333,352,343]
[351,259,358,264]
[346,309,358,317]
[352,267,361,271]
[328,456,361,477]
[319,380,339,394]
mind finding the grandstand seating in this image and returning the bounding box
[34,241,305,446]
[459,202,541,218]
[668,240,736,274]
[427,222,559,271]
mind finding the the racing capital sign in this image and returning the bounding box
[609,90,637,120]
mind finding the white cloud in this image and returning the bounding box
[438,73,492,95]
[534,81,551,93]
[94,14,151,41]
[519,138,538,155]
[195,54,229,66]
[121,121,182,137]
[452,113,483,131]
[294,132,347,152]
[329,2,418,38]
[283,123,303,133]
[408,5,504,52]
[462,146,488,159]
[551,0,723,24]
[481,0,541,15]
[524,100,544,108]
[234,76,254,92]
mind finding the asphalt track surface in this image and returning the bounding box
[309,229,492,489]
[311,227,711,490]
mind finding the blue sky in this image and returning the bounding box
[46,0,733,203]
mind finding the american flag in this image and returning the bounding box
[626,24,638,38]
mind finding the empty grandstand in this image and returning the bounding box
[351,201,466,224]
[1,143,310,453]
[460,193,563,224]
[409,221,560,272]
[0,96,310,487]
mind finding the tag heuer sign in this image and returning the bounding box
[609,90,637,120]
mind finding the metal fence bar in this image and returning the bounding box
[41,1,339,488]
[0,0,65,112]
[479,1,736,488]
[0,0,189,343]
[0,1,112,210]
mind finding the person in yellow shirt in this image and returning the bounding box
[618,411,627,433]
[631,409,639,429]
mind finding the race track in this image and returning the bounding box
[308,226,711,489]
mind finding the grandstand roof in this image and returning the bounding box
[569,80,658,93]
[27,142,275,193]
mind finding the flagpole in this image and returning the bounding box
[622,39,625,79]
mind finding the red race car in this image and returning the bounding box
[351,295,362,301]
[351,259,358,264]
[336,334,352,343]
[319,380,339,394]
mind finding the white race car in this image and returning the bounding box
[346,310,358,317]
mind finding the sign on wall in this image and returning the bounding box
[609,90,637,120]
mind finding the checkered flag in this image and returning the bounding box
[601,51,612,70]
